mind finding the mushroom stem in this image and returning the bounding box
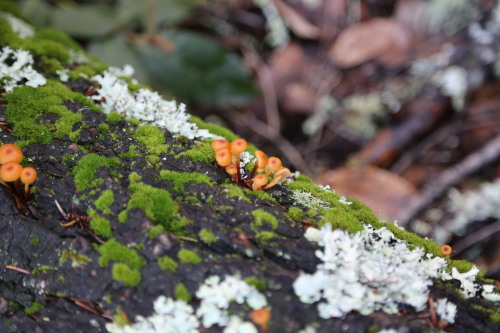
[262,167,290,190]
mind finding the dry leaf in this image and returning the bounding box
[272,0,321,39]
[316,164,418,222]
[329,18,408,68]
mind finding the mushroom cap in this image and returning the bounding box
[251,308,271,327]
[231,138,248,155]
[266,157,282,171]
[211,139,230,151]
[0,144,23,164]
[252,174,268,189]
[0,162,23,182]
[225,163,237,175]
[215,148,232,167]
[20,167,37,185]
[440,245,452,256]
[255,150,267,169]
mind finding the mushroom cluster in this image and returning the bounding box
[212,138,290,191]
[0,143,37,204]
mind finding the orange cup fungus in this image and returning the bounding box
[20,167,37,199]
[440,245,452,257]
[0,162,23,182]
[250,307,271,333]
[211,138,291,191]
[0,143,23,164]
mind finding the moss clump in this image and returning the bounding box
[190,116,238,141]
[199,229,217,244]
[112,263,141,287]
[244,277,267,292]
[133,125,167,164]
[59,248,90,267]
[244,187,277,203]
[175,283,191,302]
[121,182,180,232]
[24,301,43,315]
[149,225,165,239]
[90,216,112,238]
[320,206,364,233]
[72,154,120,191]
[252,209,279,229]
[178,249,202,264]
[158,255,178,272]
[68,64,107,80]
[383,222,442,256]
[222,184,251,203]
[30,234,39,245]
[0,18,21,45]
[256,231,278,242]
[95,190,115,214]
[118,145,140,159]
[97,239,145,270]
[35,28,83,51]
[106,111,125,124]
[22,38,70,63]
[159,170,214,193]
[38,56,63,75]
[177,140,214,163]
[287,206,304,220]
[4,81,95,145]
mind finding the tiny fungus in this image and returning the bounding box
[440,245,452,257]
[250,307,271,333]
[0,143,23,164]
[0,143,38,216]
[211,138,291,191]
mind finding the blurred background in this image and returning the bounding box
[12,0,500,279]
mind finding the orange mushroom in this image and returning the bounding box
[250,307,271,333]
[211,139,230,152]
[252,174,268,191]
[0,144,23,164]
[0,162,23,182]
[225,163,238,183]
[230,138,248,183]
[249,150,267,179]
[215,148,232,167]
[262,167,290,190]
[20,167,37,200]
[440,245,452,257]
[265,157,282,176]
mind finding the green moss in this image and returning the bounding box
[449,259,479,275]
[320,206,364,233]
[287,206,304,220]
[68,64,107,80]
[31,265,57,275]
[128,118,141,126]
[36,28,83,51]
[252,209,279,229]
[244,187,277,203]
[111,263,141,287]
[129,172,141,183]
[97,122,110,133]
[29,234,39,245]
[4,80,96,144]
[97,239,145,270]
[222,184,251,203]
[133,125,167,162]
[256,231,278,242]
[59,248,90,267]
[0,2,25,19]
[178,249,202,264]
[158,255,178,272]
[38,56,63,75]
[106,111,125,124]
[95,190,114,214]
[244,277,267,291]
[159,170,214,193]
[24,301,43,315]
[177,140,214,163]
[149,225,165,239]
[122,182,180,232]
[90,216,112,238]
[22,38,70,63]
[175,283,191,302]
[72,154,120,191]
[199,229,217,244]
[384,222,441,256]
[0,18,21,46]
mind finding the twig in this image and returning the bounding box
[452,220,500,254]
[5,265,31,274]
[401,134,500,227]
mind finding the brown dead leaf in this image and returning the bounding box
[316,164,418,222]
[329,18,410,68]
[281,82,317,114]
[272,0,322,39]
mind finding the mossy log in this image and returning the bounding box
[0,6,499,333]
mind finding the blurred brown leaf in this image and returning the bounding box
[272,0,321,39]
[329,18,411,68]
[316,164,418,222]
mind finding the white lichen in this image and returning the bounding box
[0,46,46,92]
[253,0,290,47]
[451,266,479,297]
[482,284,500,303]
[90,67,214,139]
[434,298,457,324]
[294,224,452,318]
